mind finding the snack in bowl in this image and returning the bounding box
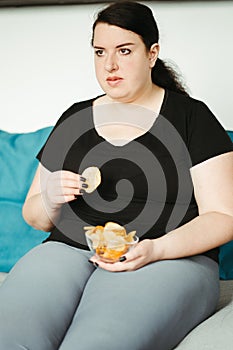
[84,222,139,262]
[81,166,101,193]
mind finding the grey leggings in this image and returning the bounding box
[0,242,219,350]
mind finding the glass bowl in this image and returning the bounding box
[85,233,139,263]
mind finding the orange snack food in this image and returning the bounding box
[84,222,137,262]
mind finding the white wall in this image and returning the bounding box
[0,1,232,132]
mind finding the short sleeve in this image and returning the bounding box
[36,102,79,166]
[187,100,233,167]
[36,98,95,172]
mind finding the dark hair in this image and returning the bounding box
[92,1,189,96]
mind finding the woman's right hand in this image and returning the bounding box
[23,166,87,231]
[44,170,87,210]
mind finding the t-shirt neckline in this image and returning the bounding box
[91,89,168,148]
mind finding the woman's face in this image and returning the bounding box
[93,23,158,103]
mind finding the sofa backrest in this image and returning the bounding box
[0,127,52,272]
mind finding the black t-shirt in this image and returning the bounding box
[37,90,233,262]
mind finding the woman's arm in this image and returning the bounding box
[90,151,233,271]
[22,164,85,232]
[157,151,233,259]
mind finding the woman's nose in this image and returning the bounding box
[104,54,118,72]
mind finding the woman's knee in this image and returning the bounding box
[7,242,92,280]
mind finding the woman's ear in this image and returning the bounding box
[149,43,160,68]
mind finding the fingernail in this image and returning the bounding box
[80,176,86,182]
[119,256,127,262]
[80,189,86,194]
[82,183,88,188]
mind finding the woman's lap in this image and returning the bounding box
[0,242,219,350]
[60,255,219,350]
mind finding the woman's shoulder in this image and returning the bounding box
[63,96,97,115]
[165,89,206,110]
[164,89,214,128]
[164,90,232,167]
[54,96,101,127]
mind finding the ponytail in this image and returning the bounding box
[152,58,189,96]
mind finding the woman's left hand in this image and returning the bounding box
[89,239,158,272]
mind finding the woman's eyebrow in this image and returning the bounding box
[116,43,135,48]
[93,43,135,49]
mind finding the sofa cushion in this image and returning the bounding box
[0,127,52,272]
[174,280,233,349]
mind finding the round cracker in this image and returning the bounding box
[104,222,124,230]
[104,222,126,236]
[81,166,101,193]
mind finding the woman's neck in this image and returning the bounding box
[94,84,165,115]
[92,85,165,146]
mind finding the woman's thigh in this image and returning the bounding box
[60,255,219,350]
[0,242,94,350]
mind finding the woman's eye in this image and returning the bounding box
[120,48,131,55]
[95,49,105,57]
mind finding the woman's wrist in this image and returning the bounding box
[151,237,167,261]
[42,190,62,212]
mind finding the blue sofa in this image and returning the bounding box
[0,127,233,349]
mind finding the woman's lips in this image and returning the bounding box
[106,76,123,87]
